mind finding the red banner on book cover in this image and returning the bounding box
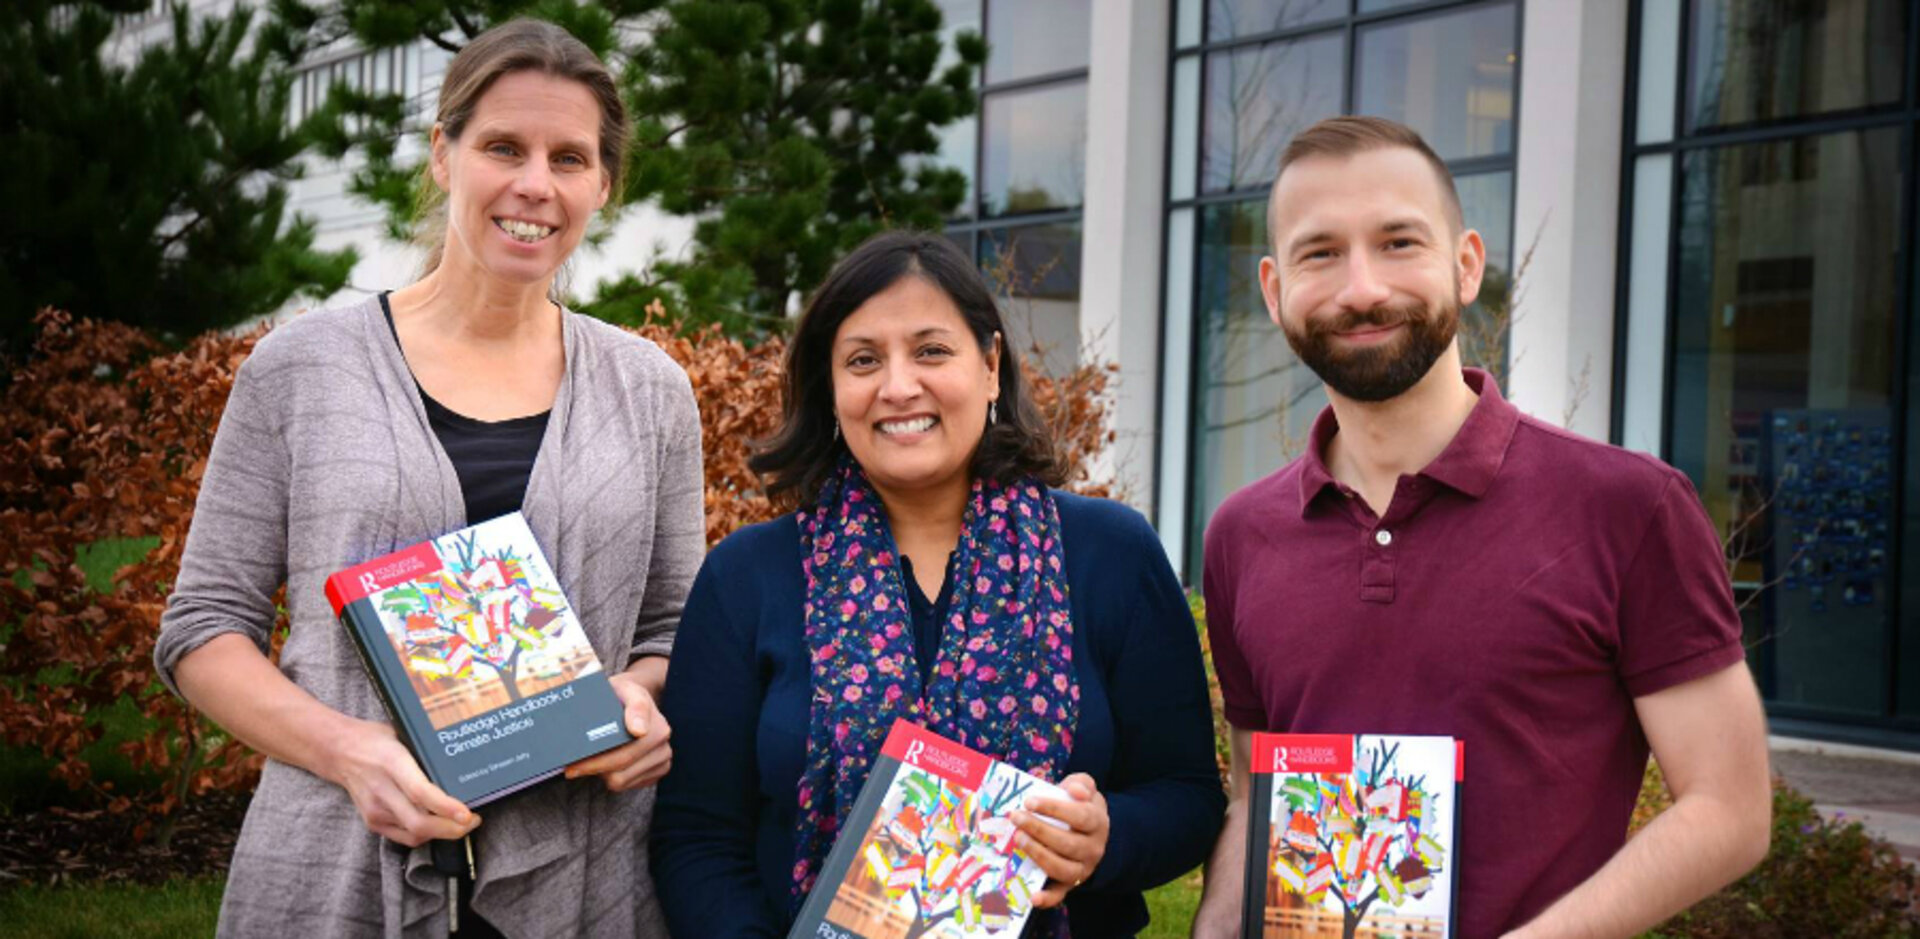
[325,542,444,615]
[879,720,991,790]
[1253,733,1355,775]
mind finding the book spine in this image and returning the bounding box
[337,600,441,791]
[1446,771,1462,939]
[1241,770,1274,939]
[786,753,907,939]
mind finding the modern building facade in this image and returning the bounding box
[125,0,1920,749]
[919,0,1920,751]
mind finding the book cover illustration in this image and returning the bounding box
[373,520,599,728]
[790,720,1065,939]
[1243,733,1461,939]
[325,513,631,806]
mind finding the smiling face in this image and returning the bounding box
[831,276,1001,498]
[1260,146,1485,403]
[430,70,611,289]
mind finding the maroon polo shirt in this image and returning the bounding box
[1203,368,1745,937]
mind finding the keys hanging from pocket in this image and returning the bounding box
[431,837,475,934]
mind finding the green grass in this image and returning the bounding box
[6,871,1190,936]
[0,878,222,938]
[0,873,1198,938]
[1143,868,1203,937]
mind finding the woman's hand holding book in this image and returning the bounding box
[565,668,673,792]
[1010,772,1110,908]
[323,715,481,847]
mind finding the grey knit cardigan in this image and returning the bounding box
[154,296,706,938]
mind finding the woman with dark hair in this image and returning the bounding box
[651,230,1224,936]
[153,19,698,937]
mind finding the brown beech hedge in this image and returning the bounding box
[0,306,1115,834]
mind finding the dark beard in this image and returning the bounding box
[1282,295,1459,403]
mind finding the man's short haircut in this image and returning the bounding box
[1267,116,1464,247]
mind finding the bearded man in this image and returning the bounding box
[1190,116,1771,939]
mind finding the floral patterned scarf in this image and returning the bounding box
[791,458,1080,907]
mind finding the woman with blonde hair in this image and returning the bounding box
[155,19,700,937]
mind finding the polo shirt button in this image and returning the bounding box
[1375,529,1393,547]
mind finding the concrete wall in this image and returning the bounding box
[1080,0,1172,513]
[1510,0,1629,439]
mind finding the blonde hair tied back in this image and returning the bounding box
[411,19,630,303]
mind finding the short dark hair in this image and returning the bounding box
[1267,116,1463,245]
[750,230,1064,506]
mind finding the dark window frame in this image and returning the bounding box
[938,0,1093,378]
[1613,0,1920,740]
[1162,0,1525,578]
[944,0,1093,238]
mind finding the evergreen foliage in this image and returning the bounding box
[609,0,983,335]
[276,0,983,336]
[0,1,357,351]
[266,0,642,241]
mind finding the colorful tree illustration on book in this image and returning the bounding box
[845,763,1050,939]
[376,529,573,710]
[1269,740,1448,939]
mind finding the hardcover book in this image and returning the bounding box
[1242,733,1462,939]
[324,512,632,807]
[788,720,1066,939]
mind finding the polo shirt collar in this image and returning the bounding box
[1296,367,1521,516]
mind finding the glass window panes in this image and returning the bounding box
[1178,0,1203,48]
[1189,201,1325,574]
[985,0,1091,85]
[1457,170,1513,304]
[1171,55,1203,201]
[1359,0,1427,12]
[927,115,978,221]
[1201,33,1345,194]
[1161,206,1199,560]
[1355,3,1517,161]
[945,228,976,263]
[1456,171,1514,279]
[1903,269,1920,717]
[981,224,1083,378]
[1180,0,1525,581]
[1624,153,1676,456]
[1686,0,1905,134]
[1669,128,1900,716]
[981,82,1088,217]
[1636,0,1683,144]
[1455,171,1515,374]
[1206,0,1345,42]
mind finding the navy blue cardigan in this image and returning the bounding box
[650,491,1225,937]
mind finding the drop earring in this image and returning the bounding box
[833,417,841,440]
[989,401,998,426]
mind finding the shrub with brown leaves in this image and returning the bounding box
[1,310,272,839]
[0,305,1117,836]
[628,299,1117,540]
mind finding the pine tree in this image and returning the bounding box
[274,0,981,336]
[606,0,983,335]
[265,0,644,240]
[0,1,357,351]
